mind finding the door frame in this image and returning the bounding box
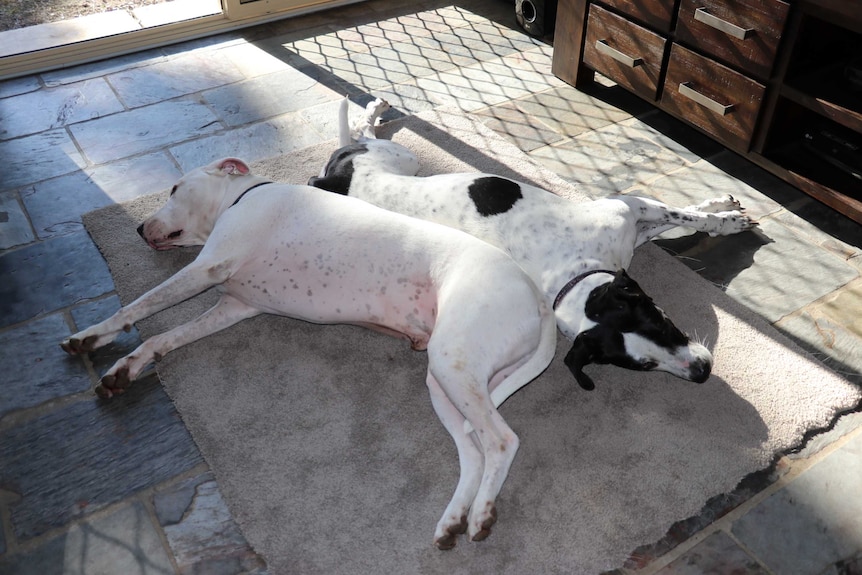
[0,0,360,81]
[222,0,318,20]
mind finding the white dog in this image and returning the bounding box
[61,157,557,549]
[309,98,758,390]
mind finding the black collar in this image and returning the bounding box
[553,269,615,310]
[231,181,273,207]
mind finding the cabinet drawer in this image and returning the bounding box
[660,44,765,150]
[597,0,675,32]
[583,5,667,101]
[676,0,789,79]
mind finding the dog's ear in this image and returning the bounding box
[611,269,640,298]
[307,175,350,195]
[564,331,597,391]
[586,271,643,322]
[214,158,250,176]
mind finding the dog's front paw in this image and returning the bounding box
[700,194,743,213]
[95,364,133,399]
[60,334,101,355]
[710,210,757,236]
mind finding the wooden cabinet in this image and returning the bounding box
[552,0,862,224]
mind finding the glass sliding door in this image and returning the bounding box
[0,0,356,79]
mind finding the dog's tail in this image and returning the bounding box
[338,96,351,148]
[491,301,557,408]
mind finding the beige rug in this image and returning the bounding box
[83,108,861,574]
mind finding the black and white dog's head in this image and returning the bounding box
[564,270,712,390]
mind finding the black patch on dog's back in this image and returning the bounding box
[467,177,522,217]
[308,143,369,195]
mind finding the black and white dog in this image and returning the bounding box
[309,98,757,390]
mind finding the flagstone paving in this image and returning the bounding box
[1,0,860,573]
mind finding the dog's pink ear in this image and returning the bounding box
[216,158,250,176]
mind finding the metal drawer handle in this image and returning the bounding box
[595,39,643,68]
[694,7,754,40]
[679,82,734,115]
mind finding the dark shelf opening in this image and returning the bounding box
[763,98,862,200]
[784,14,862,119]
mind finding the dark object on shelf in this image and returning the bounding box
[846,58,862,92]
[516,0,558,37]
[804,127,862,181]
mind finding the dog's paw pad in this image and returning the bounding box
[468,507,497,542]
[100,366,132,391]
[469,523,493,542]
[94,384,114,399]
[61,334,100,355]
[434,534,458,550]
[704,195,742,212]
[60,339,78,355]
[434,514,467,550]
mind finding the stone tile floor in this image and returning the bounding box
[1,0,861,573]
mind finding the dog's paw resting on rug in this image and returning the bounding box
[61,156,558,548]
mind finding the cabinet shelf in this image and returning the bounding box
[781,71,862,135]
[552,0,862,224]
[764,139,862,200]
[755,148,862,222]
[763,98,862,193]
[781,84,862,136]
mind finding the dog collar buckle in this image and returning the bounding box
[553,269,616,310]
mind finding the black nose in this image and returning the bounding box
[137,223,145,238]
[690,358,712,383]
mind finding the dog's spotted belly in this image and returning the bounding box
[223,265,438,344]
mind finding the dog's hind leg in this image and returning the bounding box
[426,372,484,550]
[332,96,392,151]
[96,293,260,398]
[625,195,757,246]
[462,406,519,543]
[429,361,519,544]
[352,98,391,142]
